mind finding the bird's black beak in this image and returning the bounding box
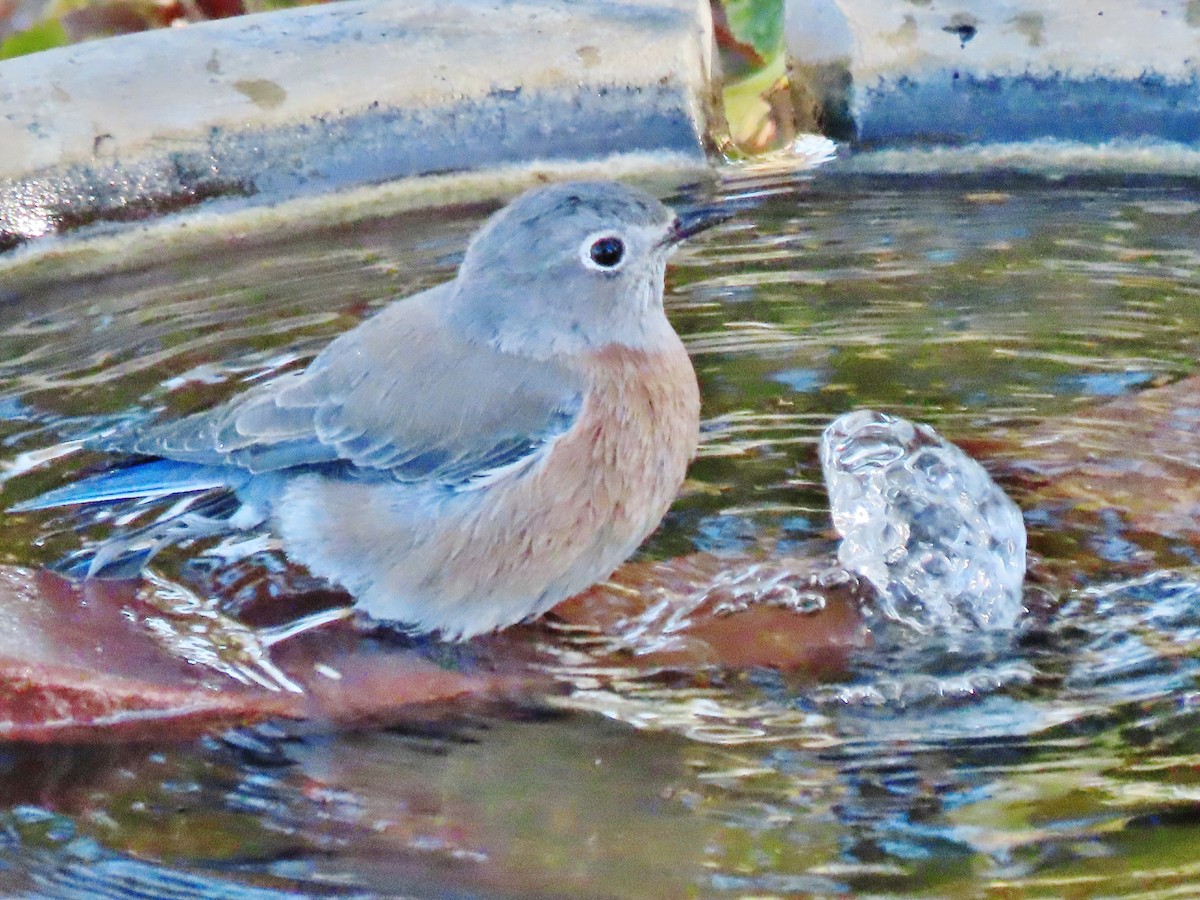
[661,203,736,247]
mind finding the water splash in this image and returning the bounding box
[136,568,303,694]
[820,410,1026,633]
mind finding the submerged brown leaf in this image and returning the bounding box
[1016,374,1200,541]
[0,541,877,743]
[553,552,870,675]
[0,566,532,743]
[0,568,292,742]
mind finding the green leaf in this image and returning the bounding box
[722,0,784,59]
[0,19,70,60]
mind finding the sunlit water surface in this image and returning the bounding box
[1,175,1200,897]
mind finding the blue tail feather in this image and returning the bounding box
[10,460,238,512]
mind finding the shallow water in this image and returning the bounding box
[3,174,1200,897]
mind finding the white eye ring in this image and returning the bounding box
[580,231,627,272]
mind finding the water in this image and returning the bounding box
[820,409,1026,633]
[1,174,1200,897]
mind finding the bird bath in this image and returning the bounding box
[1,169,1200,896]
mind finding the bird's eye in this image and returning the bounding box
[586,235,625,270]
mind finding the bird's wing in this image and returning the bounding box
[109,287,585,487]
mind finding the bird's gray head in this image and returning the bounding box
[451,180,715,357]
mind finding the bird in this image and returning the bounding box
[12,180,729,640]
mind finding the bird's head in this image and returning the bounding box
[452,180,727,357]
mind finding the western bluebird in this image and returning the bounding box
[13,181,729,640]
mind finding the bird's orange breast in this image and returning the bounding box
[401,336,700,633]
[533,338,702,558]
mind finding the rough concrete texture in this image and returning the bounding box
[785,0,1200,157]
[0,0,715,250]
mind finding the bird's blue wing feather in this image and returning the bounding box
[96,287,585,489]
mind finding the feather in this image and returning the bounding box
[97,286,584,488]
[10,460,239,511]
